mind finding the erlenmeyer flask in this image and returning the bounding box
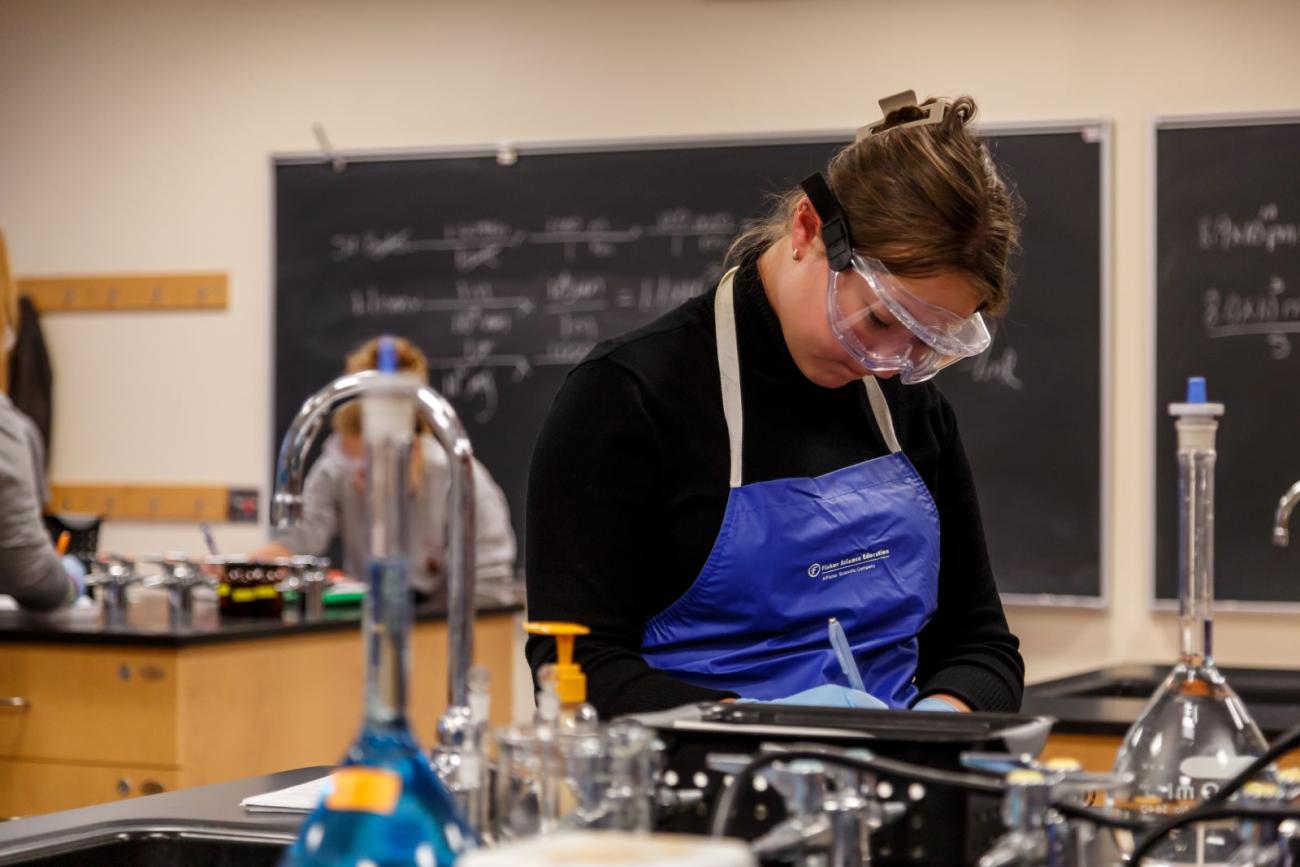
[281,351,477,866]
[1112,378,1268,865]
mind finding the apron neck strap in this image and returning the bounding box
[713,268,903,489]
[862,376,903,455]
[715,269,746,487]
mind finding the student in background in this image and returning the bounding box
[254,337,516,601]
[0,393,82,610]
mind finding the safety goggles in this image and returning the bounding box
[827,253,990,384]
[800,172,990,384]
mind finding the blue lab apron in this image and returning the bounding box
[641,268,940,708]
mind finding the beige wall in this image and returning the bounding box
[1,0,1298,686]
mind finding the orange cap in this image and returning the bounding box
[524,621,590,705]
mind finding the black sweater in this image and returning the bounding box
[525,257,1024,717]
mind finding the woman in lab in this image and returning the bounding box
[253,337,517,602]
[526,92,1024,717]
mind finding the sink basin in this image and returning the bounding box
[0,829,286,866]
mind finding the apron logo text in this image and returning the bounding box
[806,548,891,581]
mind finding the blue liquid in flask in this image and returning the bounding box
[280,556,477,866]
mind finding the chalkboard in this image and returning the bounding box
[274,124,1107,602]
[1155,117,1300,606]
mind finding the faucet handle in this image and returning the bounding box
[271,491,304,528]
[165,553,207,581]
[88,555,140,585]
[140,554,216,590]
[273,556,329,590]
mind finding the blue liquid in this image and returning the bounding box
[280,723,478,867]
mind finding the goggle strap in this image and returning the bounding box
[799,172,853,272]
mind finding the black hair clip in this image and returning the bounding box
[799,172,853,272]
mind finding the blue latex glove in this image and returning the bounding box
[61,555,87,600]
[912,696,960,712]
[760,684,888,709]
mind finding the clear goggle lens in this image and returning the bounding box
[827,254,991,384]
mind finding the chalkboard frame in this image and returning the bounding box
[1150,111,1300,612]
[987,120,1113,610]
[269,119,1114,608]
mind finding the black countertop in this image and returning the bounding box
[0,591,523,647]
[0,766,322,862]
[0,667,1296,858]
[1022,663,1300,738]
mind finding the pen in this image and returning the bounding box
[828,616,866,693]
[199,522,220,556]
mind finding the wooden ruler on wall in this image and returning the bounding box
[49,484,260,523]
[16,273,228,312]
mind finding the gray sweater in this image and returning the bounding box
[0,395,72,610]
[273,434,517,598]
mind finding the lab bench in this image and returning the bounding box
[0,595,522,818]
[0,668,1297,864]
[1025,664,1300,772]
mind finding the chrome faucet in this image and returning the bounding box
[1274,481,1300,546]
[707,746,900,867]
[961,753,1129,867]
[274,556,331,621]
[271,369,478,711]
[87,555,143,626]
[141,554,216,628]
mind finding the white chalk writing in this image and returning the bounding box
[1199,204,1300,253]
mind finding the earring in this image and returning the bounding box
[792,248,802,262]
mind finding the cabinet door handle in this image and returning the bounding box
[0,698,29,709]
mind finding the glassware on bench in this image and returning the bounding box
[279,339,477,867]
[492,688,658,843]
[1110,377,1269,865]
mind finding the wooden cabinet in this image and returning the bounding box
[0,760,178,818]
[0,613,517,817]
[0,646,177,766]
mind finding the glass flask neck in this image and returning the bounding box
[1176,417,1217,666]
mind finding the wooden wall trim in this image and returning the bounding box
[48,484,256,523]
[16,273,227,312]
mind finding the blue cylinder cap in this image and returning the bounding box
[377,336,398,373]
[1185,376,1207,404]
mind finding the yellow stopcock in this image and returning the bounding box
[524,621,591,705]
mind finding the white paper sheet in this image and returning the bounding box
[240,775,332,813]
